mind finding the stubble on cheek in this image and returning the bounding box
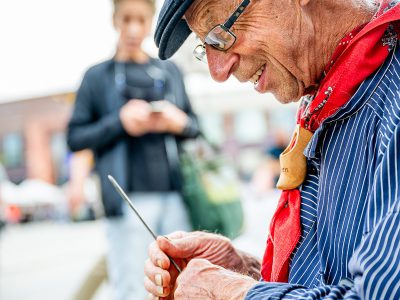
[254,48,303,103]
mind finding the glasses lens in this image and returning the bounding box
[193,44,207,63]
[205,25,236,50]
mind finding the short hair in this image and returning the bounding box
[113,0,156,13]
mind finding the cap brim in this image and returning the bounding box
[155,0,195,60]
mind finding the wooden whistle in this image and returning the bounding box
[276,125,313,190]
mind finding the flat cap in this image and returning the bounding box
[155,0,196,60]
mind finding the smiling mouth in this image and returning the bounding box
[249,64,265,85]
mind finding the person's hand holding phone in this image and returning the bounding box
[120,99,152,136]
[149,100,189,134]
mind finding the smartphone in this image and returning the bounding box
[150,101,165,113]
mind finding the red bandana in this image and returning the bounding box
[261,0,400,283]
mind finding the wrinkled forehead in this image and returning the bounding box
[184,0,236,37]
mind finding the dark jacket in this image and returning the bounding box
[67,59,199,217]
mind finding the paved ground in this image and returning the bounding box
[0,189,279,300]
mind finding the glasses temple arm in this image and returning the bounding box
[223,0,251,29]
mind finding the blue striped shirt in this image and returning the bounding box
[246,41,400,299]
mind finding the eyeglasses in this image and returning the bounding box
[193,0,251,63]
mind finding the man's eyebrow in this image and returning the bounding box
[200,5,217,27]
[206,14,214,27]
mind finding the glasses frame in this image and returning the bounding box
[193,0,251,62]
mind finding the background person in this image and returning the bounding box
[144,0,400,299]
[67,0,199,298]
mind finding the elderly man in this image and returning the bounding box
[144,0,400,299]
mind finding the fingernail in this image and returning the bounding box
[155,274,162,286]
[157,286,164,296]
[157,259,162,268]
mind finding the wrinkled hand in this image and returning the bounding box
[148,101,189,134]
[174,259,257,300]
[144,231,247,299]
[119,99,152,136]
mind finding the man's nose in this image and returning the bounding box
[206,46,239,82]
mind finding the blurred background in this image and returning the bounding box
[0,0,297,299]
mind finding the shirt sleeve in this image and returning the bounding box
[67,68,125,152]
[245,119,400,299]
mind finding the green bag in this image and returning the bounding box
[178,138,244,240]
[158,59,244,239]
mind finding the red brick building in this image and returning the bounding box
[0,93,74,184]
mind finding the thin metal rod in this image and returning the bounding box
[108,175,182,273]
